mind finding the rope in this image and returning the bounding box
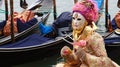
[66,34,73,40]
[64,31,73,40]
[59,36,73,45]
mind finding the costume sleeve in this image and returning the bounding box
[87,32,108,57]
[82,33,117,67]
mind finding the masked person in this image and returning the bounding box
[56,0,120,67]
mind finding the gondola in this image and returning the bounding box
[0,0,52,45]
[0,0,68,66]
[100,0,120,63]
[0,0,54,66]
[103,20,120,64]
[0,11,73,66]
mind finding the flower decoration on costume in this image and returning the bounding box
[73,40,86,48]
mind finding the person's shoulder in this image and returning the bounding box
[91,32,103,40]
[88,32,104,46]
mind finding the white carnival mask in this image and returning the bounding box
[72,12,86,30]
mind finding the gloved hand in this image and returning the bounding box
[61,46,81,66]
[74,47,86,62]
[61,46,72,57]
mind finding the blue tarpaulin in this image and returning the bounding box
[0,34,52,48]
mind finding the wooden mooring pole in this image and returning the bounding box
[4,0,8,20]
[10,0,15,42]
[105,0,108,29]
[53,0,57,20]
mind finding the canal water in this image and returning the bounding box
[13,54,62,67]
[0,0,119,67]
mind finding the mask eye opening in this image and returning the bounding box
[77,18,81,21]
